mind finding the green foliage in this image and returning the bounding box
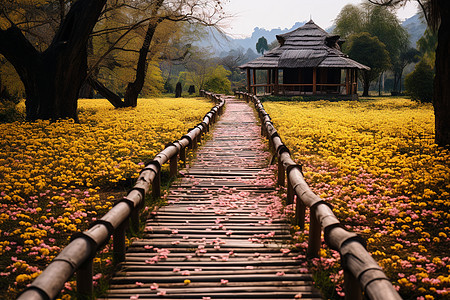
[333,4,365,39]
[256,36,269,55]
[179,59,231,94]
[335,3,409,90]
[203,65,231,94]
[405,60,434,103]
[365,5,409,63]
[347,32,391,83]
[417,28,437,67]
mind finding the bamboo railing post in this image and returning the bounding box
[170,154,178,178]
[277,157,285,186]
[307,207,321,258]
[113,220,127,263]
[193,135,198,149]
[180,146,186,165]
[344,269,363,300]
[152,171,161,199]
[287,178,294,205]
[130,207,139,233]
[76,258,93,300]
[295,199,306,229]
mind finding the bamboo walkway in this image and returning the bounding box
[100,96,322,299]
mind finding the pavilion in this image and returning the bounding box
[239,20,370,97]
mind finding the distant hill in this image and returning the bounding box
[402,14,427,47]
[230,21,307,52]
[196,14,426,57]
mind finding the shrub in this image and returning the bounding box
[404,60,434,103]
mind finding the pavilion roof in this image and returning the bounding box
[239,20,370,70]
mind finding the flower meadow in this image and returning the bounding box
[0,97,213,299]
[264,98,450,300]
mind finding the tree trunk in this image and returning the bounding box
[90,0,164,108]
[434,2,450,147]
[87,77,126,108]
[79,37,96,99]
[362,71,370,96]
[123,19,160,107]
[0,0,107,121]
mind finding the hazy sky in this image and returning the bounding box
[221,0,419,38]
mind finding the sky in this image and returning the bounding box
[221,0,419,38]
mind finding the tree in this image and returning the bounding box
[392,47,420,94]
[346,32,391,96]
[0,0,107,121]
[204,65,231,94]
[89,0,224,108]
[335,3,409,94]
[405,60,434,102]
[0,0,226,119]
[256,36,268,55]
[367,0,450,147]
[417,28,437,67]
[334,4,366,38]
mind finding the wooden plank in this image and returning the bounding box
[101,96,321,299]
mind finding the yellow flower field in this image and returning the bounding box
[264,98,450,299]
[0,97,213,298]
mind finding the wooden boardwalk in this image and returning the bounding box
[100,96,322,299]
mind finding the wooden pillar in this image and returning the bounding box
[277,158,285,186]
[307,206,321,258]
[344,269,363,300]
[77,259,93,300]
[252,69,257,95]
[113,220,127,263]
[354,70,358,94]
[346,69,350,95]
[246,69,251,93]
[313,68,317,94]
[152,171,161,199]
[274,68,279,95]
[267,69,270,94]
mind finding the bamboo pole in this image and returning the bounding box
[234,90,402,300]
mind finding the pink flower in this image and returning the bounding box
[276,271,285,276]
[135,282,144,286]
[221,279,229,285]
[150,283,159,290]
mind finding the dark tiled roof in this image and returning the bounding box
[240,20,370,70]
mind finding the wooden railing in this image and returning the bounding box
[235,91,402,300]
[17,91,224,300]
[249,83,354,96]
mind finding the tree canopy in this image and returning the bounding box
[334,3,409,93]
[346,32,391,96]
[256,36,268,55]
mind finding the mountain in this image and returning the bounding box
[196,13,426,57]
[196,21,308,57]
[402,14,427,48]
[230,21,307,52]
